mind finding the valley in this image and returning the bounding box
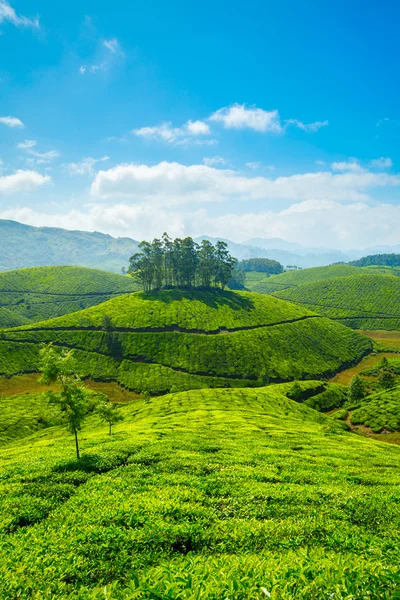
[0,252,399,598]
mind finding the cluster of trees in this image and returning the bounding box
[128,235,237,291]
[236,258,284,275]
[350,253,400,267]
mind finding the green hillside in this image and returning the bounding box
[0,383,398,598]
[0,219,139,273]
[350,385,400,433]
[273,273,400,329]
[0,266,139,326]
[246,263,372,294]
[0,289,371,393]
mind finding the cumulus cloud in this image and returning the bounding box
[0,170,50,195]
[90,160,400,204]
[0,116,24,128]
[209,103,328,134]
[0,1,39,28]
[331,160,364,172]
[67,156,110,176]
[210,104,282,133]
[133,120,213,145]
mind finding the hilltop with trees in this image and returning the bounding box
[128,235,236,291]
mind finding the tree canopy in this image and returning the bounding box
[350,254,400,267]
[128,235,237,291]
[236,258,284,275]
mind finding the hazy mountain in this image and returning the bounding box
[0,220,139,273]
[1,219,399,273]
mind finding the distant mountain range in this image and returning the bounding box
[0,219,399,273]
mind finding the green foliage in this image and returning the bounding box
[330,408,349,421]
[129,235,236,291]
[96,396,124,435]
[39,344,91,459]
[246,264,373,294]
[236,258,284,275]
[348,376,366,403]
[287,381,302,401]
[350,253,400,267]
[350,386,400,432]
[0,266,139,327]
[304,383,348,412]
[274,273,400,330]
[0,384,398,597]
[0,290,372,393]
[378,369,397,390]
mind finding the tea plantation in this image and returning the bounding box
[0,265,139,327]
[246,264,372,294]
[0,383,399,598]
[273,273,400,329]
[0,289,372,393]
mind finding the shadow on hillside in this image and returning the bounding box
[139,288,255,311]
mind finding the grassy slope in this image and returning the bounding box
[0,290,372,393]
[0,384,399,598]
[246,264,372,294]
[273,273,400,330]
[0,265,139,326]
[350,385,400,433]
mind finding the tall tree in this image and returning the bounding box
[39,344,90,460]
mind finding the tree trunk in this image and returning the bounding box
[74,428,80,460]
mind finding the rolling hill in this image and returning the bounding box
[246,263,373,294]
[0,219,139,273]
[0,383,398,598]
[0,266,139,327]
[273,273,400,330]
[0,289,372,393]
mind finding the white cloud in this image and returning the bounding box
[186,120,210,135]
[315,160,326,166]
[0,1,39,28]
[67,156,110,176]
[210,103,282,133]
[4,199,400,250]
[17,139,36,149]
[0,115,24,128]
[103,38,124,56]
[18,142,59,165]
[370,157,392,169]
[203,156,227,167]
[331,160,364,172]
[90,160,400,204]
[0,170,50,195]
[133,120,213,145]
[285,119,329,132]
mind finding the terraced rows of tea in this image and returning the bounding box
[0,383,399,598]
[273,273,400,329]
[246,264,372,294]
[0,266,139,327]
[0,289,372,394]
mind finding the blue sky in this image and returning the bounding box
[1,0,400,248]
